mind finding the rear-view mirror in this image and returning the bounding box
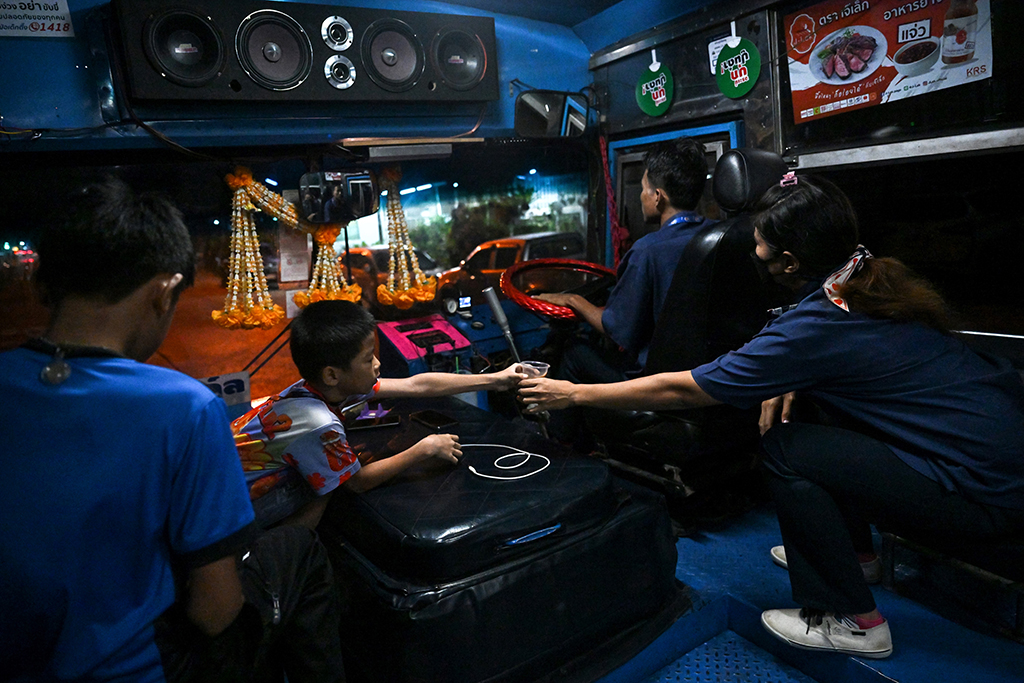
[299,170,379,224]
[514,90,588,138]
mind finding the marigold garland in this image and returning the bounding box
[376,168,436,310]
[214,167,360,330]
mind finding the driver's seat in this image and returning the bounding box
[583,148,788,501]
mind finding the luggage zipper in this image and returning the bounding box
[502,524,561,547]
[271,592,281,625]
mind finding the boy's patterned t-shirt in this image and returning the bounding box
[232,379,379,501]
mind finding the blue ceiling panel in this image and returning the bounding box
[438,0,624,27]
[572,0,718,53]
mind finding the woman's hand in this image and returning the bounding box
[519,377,577,413]
[414,433,462,464]
[759,392,796,435]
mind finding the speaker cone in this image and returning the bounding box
[361,19,424,92]
[431,29,486,91]
[235,10,312,91]
[143,10,225,87]
[325,55,356,90]
[321,15,353,51]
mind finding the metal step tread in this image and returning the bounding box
[643,629,817,683]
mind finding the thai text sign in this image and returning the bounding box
[784,0,991,124]
[0,0,74,38]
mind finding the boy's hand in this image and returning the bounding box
[415,433,462,464]
[493,363,528,390]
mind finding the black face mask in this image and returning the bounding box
[750,250,776,284]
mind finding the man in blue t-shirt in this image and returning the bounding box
[0,179,343,682]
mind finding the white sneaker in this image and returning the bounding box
[761,608,893,659]
[770,545,882,584]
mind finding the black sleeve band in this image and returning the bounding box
[178,522,258,571]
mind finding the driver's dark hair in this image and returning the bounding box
[290,300,376,382]
[36,178,195,308]
[643,137,708,210]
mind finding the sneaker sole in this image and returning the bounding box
[760,613,893,659]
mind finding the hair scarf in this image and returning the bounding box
[822,245,872,312]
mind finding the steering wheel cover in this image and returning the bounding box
[500,258,617,320]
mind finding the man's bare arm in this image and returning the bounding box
[185,555,245,637]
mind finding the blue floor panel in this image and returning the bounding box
[643,630,817,683]
[599,503,1024,683]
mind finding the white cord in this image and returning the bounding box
[463,443,551,481]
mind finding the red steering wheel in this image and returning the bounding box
[500,258,617,321]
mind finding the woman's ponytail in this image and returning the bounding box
[836,257,953,332]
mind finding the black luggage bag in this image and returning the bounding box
[319,398,687,683]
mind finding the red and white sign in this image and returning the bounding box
[784,0,991,124]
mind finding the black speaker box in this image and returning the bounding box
[111,0,499,102]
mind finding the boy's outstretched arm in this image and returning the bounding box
[344,433,462,492]
[376,364,524,398]
[291,435,462,528]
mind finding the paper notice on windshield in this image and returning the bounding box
[785,0,991,124]
[0,1,74,38]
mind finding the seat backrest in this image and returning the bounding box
[643,148,788,376]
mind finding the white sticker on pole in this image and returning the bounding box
[199,371,252,407]
[708,36,731,76]
[0,1,75,38]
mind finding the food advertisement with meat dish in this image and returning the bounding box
[785,0,992,124]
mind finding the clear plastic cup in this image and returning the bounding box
[520,361,549,413]
[520,360,549,378]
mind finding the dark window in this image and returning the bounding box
[372,250,391,272]
[344,253,373,271]
[465,247,492,273]
[529,235,584,259]
[493,246,519,269]
[414,249,437,270]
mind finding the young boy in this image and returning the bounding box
[234,299,524,529]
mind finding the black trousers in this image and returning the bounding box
[761,422,1024,615]
[156,525,346,683]
[547,336,632,446]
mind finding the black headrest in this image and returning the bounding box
[712,148,789,214]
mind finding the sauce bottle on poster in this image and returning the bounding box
[942,0,978,64]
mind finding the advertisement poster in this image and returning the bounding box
[785,0,992,124]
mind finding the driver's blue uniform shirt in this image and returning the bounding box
[690,287,1024,510]
[601,211,714,370]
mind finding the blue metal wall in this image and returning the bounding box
[0,0,592,151]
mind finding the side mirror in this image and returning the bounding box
[514,90,588,138]
[299,170,379,224]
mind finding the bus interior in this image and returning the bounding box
[2,0,1023,681]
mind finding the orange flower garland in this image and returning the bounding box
[214,168,360,330]
[292,225,363,308]
[376,168,436,310]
